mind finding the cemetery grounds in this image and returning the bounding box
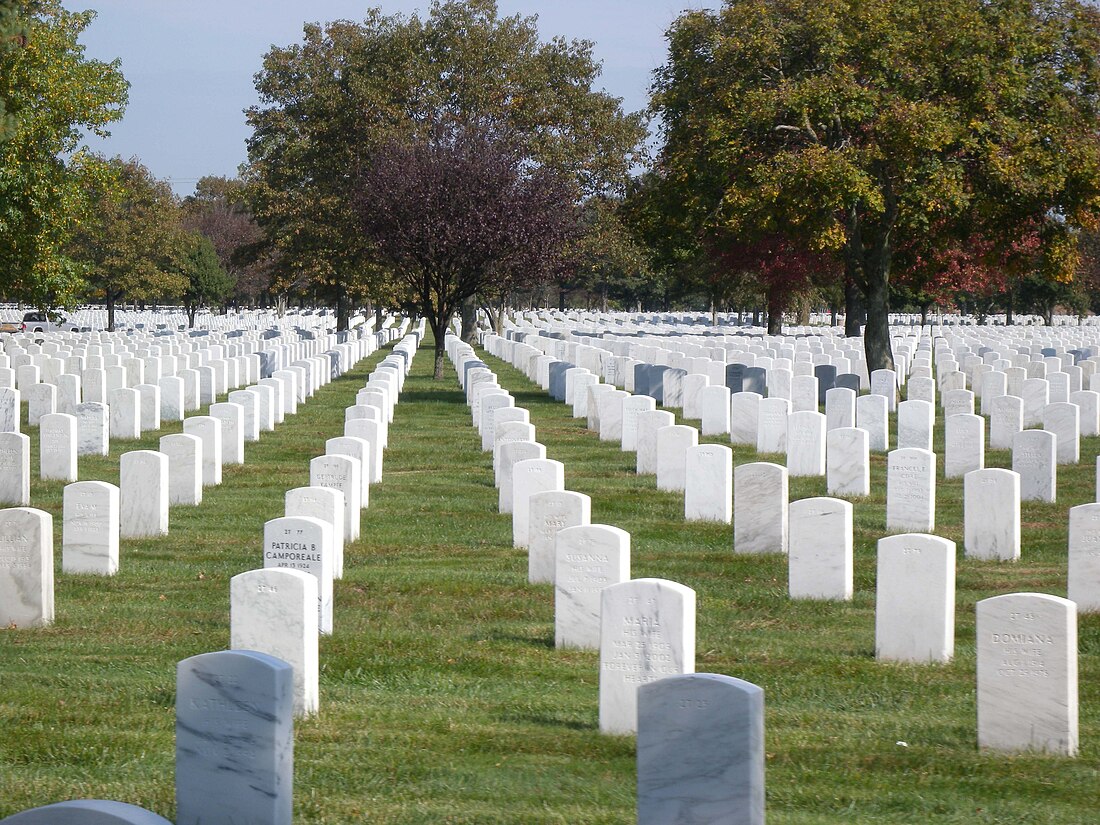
[0,333,1098,824]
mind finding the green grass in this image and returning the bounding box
[1,334,1099,823]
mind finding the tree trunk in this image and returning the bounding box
[276,294,287,318]
[844,276,863,337]
[428,313,450,380]
[920,303,929,327]
[106,291,117,332]
[862,259,894,372]
[751,307,761,326]
[460,295,478,345]
[187,304,196,328]
[766,288,784,335]
[710,298,717,326]
[336,288,349,332]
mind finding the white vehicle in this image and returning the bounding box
[20,311,78,333]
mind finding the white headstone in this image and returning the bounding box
[231,567,319,717]
[875,533,955,663]
[788,497,852,600]
[512,458,565,548]
[75,401,109,456]
[656,424,698,492]
[183,416,223,486]
[285,486,345,581]
[1043,401,1080,465]
[0,507,53,627]
[39,413,77,482]
[733,462,788,554]
[1012,429,1056,503]
[160,433,203,506]
[119,450,169,538]
[61,480,119,575]
[528,489,591,584]
[944,413,984,479]
[0,432,30,506]
[826,426,869,497]
[1067,503,1100,613]
[976,593,1077,756]
[598,578,695,735]
[554,523,630,650]
[964,468,1021,561]
[886,448,935,533]
[263,515,334,635]
[786,410,826,477]
[683,443,732,523]
[309,454,361,542]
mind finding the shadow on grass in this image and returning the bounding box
[477,628,556,649]
[497,712,595,732]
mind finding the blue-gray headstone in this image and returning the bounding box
[634,363,650,397]
[1041,347,1057,357]
[324,351,341,378]
[637,673,765,825]
[258,351,279,379]
[461,359,487,386]
[815,365,838,404]
[176,650,294,825]
[0,801,172,825]
[742,367,767,396]
[548,361,573,401]
[835,373,860,393]
[725,363,745,394]
[647,365,668,403]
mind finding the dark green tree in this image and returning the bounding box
[179,232,234,328]
[652,0,1100,369]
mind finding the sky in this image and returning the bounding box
[59,0,722,196]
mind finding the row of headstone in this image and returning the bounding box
[446,334,766,820]
[478,321,1089,763]
[236,331,421,718]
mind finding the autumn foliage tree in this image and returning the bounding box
[652,0,1100,369]
[355,125,577,378]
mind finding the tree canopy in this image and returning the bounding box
[243,0,645,337]
[652,0,1100,366]
[70,156,187,330]
[0,1,127,309]
[356,125,577,377]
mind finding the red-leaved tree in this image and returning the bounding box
[355,125,578,378]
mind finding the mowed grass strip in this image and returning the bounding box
[0,333,1096,823]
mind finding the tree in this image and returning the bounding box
[244,0,644,333]
[0,1,127,309]
[0,0,27,144]
[181,177,271,306]
[178,232,234,328]
[70,157,187,330]
[652,0,1100,370]
[355,126,577,378]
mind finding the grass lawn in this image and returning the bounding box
[1,332,1098,824]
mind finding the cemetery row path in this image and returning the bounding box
[0,335,1098,823]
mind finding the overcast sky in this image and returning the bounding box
[59,1,721,195]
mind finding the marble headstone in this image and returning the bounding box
[175,649,294,825]
[599,578,695,735]
[875,533,955,663]
[231,567,319,717]
[637,674,764,825]
[61,480,119,575]
[554,523,630,650]
[976,593,1077,756]
[0,507,53,627]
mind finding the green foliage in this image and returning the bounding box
[70,156,187,327]
[243,0,646,327]
[0,1,127,308]
[561,197,663,311]
[0,0,27,143]
[181,176,272,304]
[652,0,1100,362]
[178,232,233,321]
